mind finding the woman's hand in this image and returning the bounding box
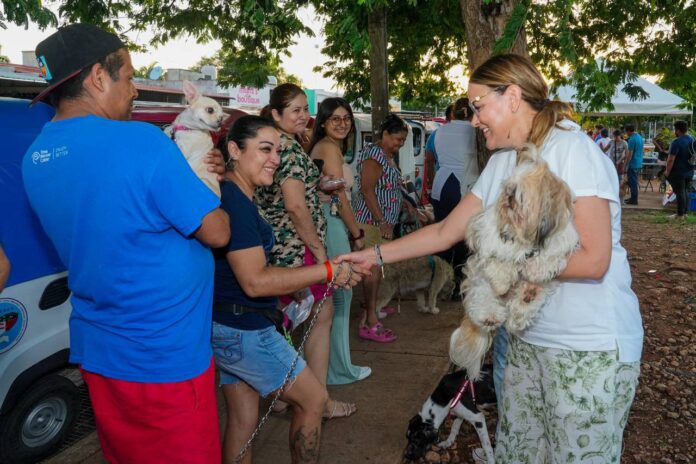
[334,247,378,269]
[205,148,226,181]
[379,222,394,240]
[330,262,369,289]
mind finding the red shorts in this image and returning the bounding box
[81,359,220,463]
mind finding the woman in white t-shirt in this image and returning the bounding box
[337,53,642,462]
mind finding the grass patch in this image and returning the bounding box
[634,210,696,225]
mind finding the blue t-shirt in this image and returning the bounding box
[425,130,440,171]
[213,181,277,330]
[22,115,220,383]
[668,135,695,177]
[627,133,644,169]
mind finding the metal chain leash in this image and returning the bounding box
[234,270,344,463]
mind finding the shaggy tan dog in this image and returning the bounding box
[376,255,455,315]
[449,144,579,380]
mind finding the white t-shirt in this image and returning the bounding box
[431,120,478,200]
[596,136,611,153]
[470,119,643,362]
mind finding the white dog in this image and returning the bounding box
[165,80,225,197]
[449,144,579,380]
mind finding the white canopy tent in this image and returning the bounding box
[553,76,692,117]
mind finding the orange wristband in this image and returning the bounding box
[324,260,332,283]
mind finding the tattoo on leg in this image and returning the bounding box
[291,426,320,463]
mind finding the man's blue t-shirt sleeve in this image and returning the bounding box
[148,135,220,237]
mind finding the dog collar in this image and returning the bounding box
[449,378,476,410]
[169,124,193,140]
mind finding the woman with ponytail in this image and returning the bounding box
[337,54,642,462]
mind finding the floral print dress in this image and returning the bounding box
[255,133,326,268]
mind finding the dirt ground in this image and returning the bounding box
[416,209,696,464]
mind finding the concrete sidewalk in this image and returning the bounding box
[45,299,462,464]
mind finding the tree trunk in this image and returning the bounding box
[460,0,529,170]
[368,5,388,138]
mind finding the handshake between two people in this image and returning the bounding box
[331,245,383,290]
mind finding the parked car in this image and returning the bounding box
[0,97,77,464]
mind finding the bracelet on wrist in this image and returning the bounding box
[324,260,333,283]
[373,244,385,279]
[348,228,365,242]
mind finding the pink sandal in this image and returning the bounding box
[359,322,397,343]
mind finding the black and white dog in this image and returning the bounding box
[404,366,496,462]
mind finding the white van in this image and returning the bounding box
[345,113,426,203]
[0,98,79,464]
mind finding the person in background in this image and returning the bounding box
[0,244,9,292]
[624,124,644,205]
[23,24,230,463]
[596,128,611,153]
[594,124,604,142]
[256,83,356,418]
[607,129,629,184]
[427,97,478,270]
[664,120,694,219]
[308,98,372,384]
[338,53,642,463]
[445,103,455,122]
[213,115,366,464]
[351,114,409,343]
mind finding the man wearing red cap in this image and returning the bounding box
[23,24,229,463]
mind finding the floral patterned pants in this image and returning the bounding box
[495,335,640,463]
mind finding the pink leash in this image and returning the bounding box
[449,378,476,412]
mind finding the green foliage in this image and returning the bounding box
[5,0,696,113]
[55,0,312,88]
[492,0,530,56]
[314,0,466,109]
[134,61,163,80]
[1,0,56,29]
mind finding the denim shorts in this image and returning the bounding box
[211,322,306,397]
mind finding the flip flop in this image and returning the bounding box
[359,322,397,343]
[323,400,357,420]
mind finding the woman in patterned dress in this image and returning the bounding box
[352,114,409,342]
[255,83,356,418]
[308,97,372,384]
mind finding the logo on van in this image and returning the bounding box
[0,299,28,354]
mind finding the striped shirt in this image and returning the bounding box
[352,143,402,225]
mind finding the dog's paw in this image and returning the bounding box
[417,306,430,314]
[436,439,454,449]
[429,306,440,315]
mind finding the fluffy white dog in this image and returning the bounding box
[165,80,225,197]
[449,144,579,380]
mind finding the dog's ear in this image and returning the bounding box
[183,79,201,104]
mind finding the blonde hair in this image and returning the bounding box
[470,54,574,148]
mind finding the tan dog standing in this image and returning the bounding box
[166,80,225,197]
[376,255,455,315]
